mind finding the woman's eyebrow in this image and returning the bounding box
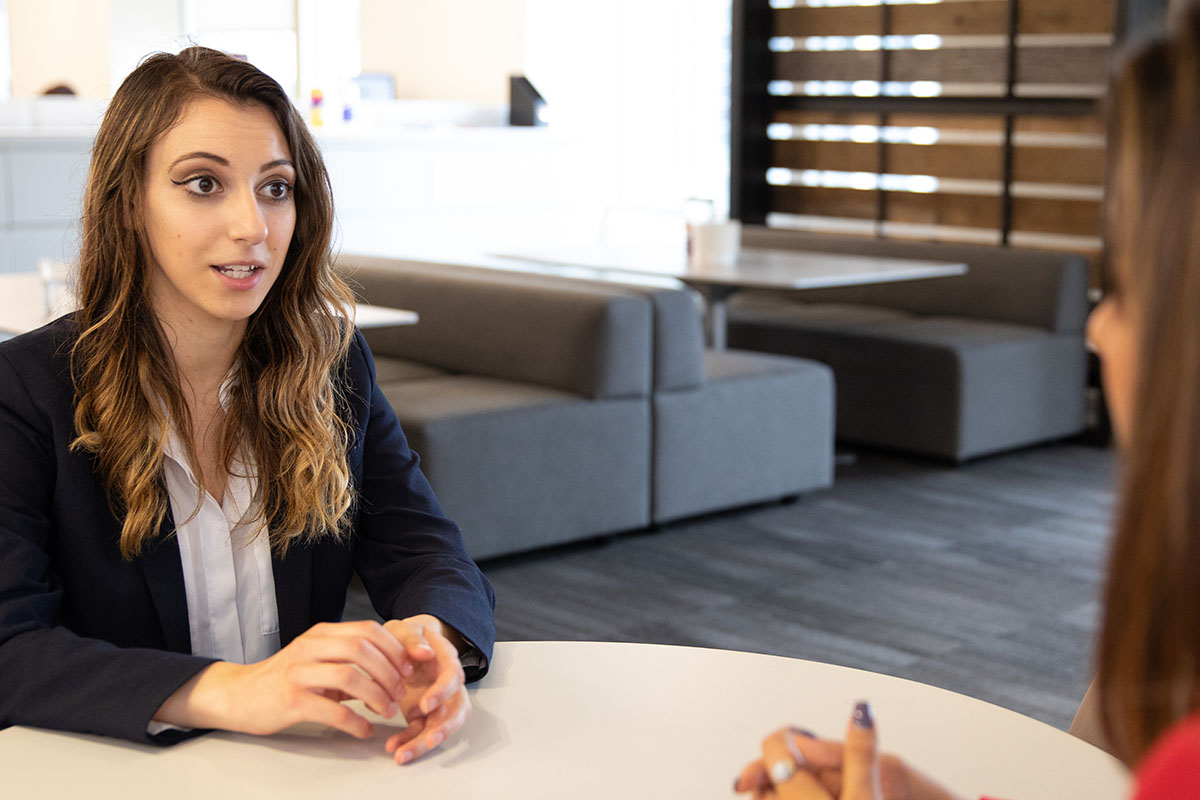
[166,153,295,172]
[169,150,228,169]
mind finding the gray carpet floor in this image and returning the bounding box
[346,441,1117,731]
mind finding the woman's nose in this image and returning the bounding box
[227,187,269,244]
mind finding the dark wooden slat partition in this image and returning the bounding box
[734,0,1118,266]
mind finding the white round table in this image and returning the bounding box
[0,641,1130,799]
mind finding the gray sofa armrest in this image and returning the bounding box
[740,227,1089,333]
[336,256,653,399]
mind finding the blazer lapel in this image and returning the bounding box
[272,542,312,646]
[137,514,192,654]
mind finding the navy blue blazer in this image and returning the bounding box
[0,317,495,744]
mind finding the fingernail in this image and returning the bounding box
[399,750,413,764]
[385,702,398,718]
[424,696,440,713]
[788,727,816,739]
[853,701,874,730]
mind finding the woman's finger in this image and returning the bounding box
[840,702,882,800]
[416,635,465,715]
[295,629,406,702]
[286,662,398,718]
[384,617,439,663]
[734,759,772,793]
[386,689,471,765]
[293,691,375,739]
[761,728,834,799]
[386,715,426,752]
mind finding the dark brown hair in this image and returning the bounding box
[71,46,356,558]
[1097,2,1200,764]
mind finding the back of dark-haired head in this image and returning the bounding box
[1097,0,1200,765]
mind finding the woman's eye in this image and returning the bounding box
[263,181,293,201]
[179,175,218,195]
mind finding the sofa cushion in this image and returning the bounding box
[727,304,1086,460]
[740,228,1089,333]
[373,356,450,384]
[380,374,651,560]
[652,350,835,522]
[342,258,653,400]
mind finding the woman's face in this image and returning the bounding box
[142,96,296,335]
[1086,270,1139,448]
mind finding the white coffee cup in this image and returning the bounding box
[688,220,742,268]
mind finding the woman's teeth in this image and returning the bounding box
[215,265,258,278]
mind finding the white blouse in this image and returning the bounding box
[161,420,281,666]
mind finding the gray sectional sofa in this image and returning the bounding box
[336,255,834,560]
[726,227,1090,462]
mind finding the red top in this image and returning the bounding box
[978,715,1200,800]
[1134,712,1200,799]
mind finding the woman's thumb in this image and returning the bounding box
[841,702,883,800]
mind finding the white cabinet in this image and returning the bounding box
[0,136,90,274]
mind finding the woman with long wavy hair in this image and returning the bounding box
[0,46,494,766]
[732,4,1200,799]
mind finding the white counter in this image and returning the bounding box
[0,124,601,276]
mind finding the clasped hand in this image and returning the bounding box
[157,615,469,765]
[733,704,962,800]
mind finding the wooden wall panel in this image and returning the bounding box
[1016,46,1111,86]
[774,111,881,127]
[890,48,1009,84]
[1012,147,1105,185]
[772,140,879,172]
[888,113,1005,132]
[1013,114,1106,136]
[1018,0,1116,35]
[774,7,884,38]
[886,192,1002,229]
[773,186,879,220]
[888,2,1009,36]
[775,51,883,83]
[887,144,1004,181]
[1011,197,1102,235]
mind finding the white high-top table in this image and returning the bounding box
[0,271,417,336]
[491,245,966,349]
[0,641,1130,799]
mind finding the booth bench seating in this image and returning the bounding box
[335,255,834,561]
[726,227,1090,462]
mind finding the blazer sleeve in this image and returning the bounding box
[0,342,214,744]
[344,330,496,679]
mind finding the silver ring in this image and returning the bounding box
[769,759,796,784]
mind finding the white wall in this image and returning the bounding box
[8,0,112,97]
[523,0,731,238]
[109,0,184,92]
[359,0,524,105]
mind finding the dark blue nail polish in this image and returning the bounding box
[788,727,816,739]
[853,701,874,730]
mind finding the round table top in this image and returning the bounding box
[0,640,1130,799]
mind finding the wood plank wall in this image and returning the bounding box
[763,0,1112,266]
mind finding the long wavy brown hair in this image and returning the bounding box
[70,46,357,559]
[1096,2,1200,764]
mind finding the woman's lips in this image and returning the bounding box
[211,264,264,289]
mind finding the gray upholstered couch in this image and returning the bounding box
[726,227,1089,462]
[336,255,834,560]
